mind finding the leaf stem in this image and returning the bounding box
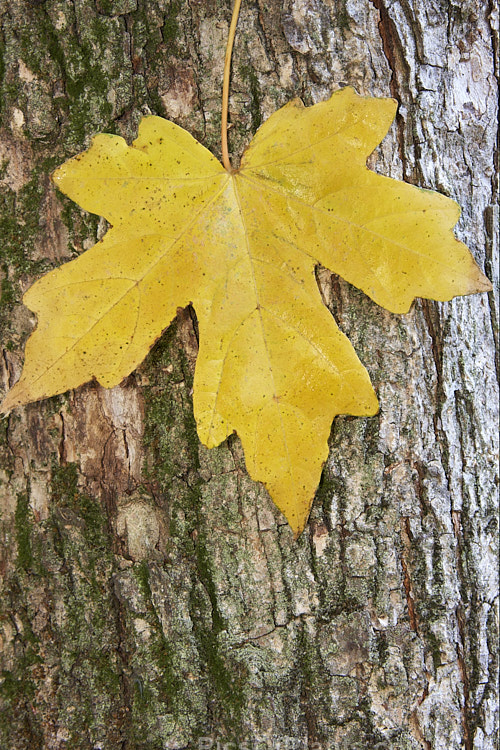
[222,0,243,172]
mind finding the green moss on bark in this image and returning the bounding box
[134,560,181,706]
[14,493,33,571]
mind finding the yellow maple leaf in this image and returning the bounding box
[1,87,491,535]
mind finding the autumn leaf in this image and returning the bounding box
[1,87,491,535]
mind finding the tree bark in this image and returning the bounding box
[0,1,497,748]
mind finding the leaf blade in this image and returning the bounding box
[193,171,378,535]
[1,87,491,534]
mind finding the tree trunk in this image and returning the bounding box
[0,1,497,748]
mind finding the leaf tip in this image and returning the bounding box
[474,272,493,294]
[50,164,63,189]
[0,389,19,415]
[292,520,307,539]
[282,498,313,539]
[1,377,33,413]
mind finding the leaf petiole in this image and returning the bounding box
[221,0,243,172]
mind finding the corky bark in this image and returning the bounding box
[0,1,498,748]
